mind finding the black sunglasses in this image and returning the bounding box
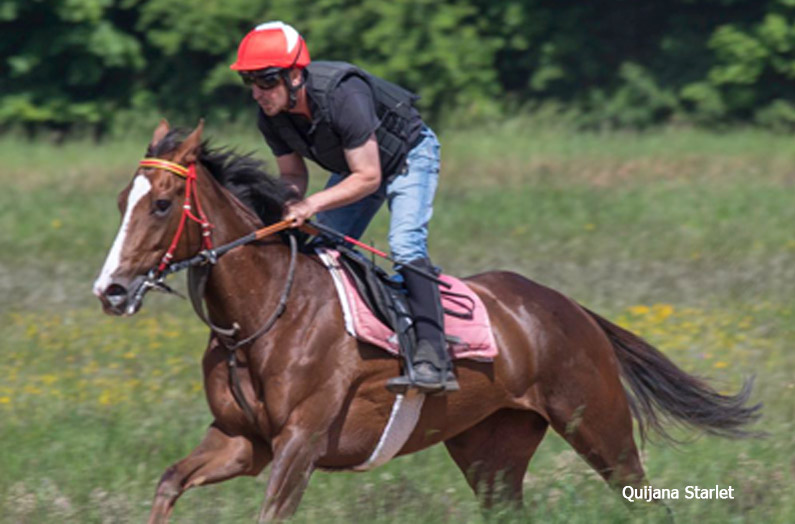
[240,72,282,90]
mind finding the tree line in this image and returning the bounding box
[3,0,795,136]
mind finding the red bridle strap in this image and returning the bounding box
[139,158,214,273]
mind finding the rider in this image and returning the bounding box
[230,21,459,394]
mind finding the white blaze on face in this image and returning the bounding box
[93,175,152,295]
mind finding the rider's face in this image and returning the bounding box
[251,80,289,116]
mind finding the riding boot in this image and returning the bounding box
[387,257,459,394]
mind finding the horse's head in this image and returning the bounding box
[93,119,208,315]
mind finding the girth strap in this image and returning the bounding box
[352,390,425,471]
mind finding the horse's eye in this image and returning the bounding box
[154,199,172,216]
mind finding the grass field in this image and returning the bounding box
[1,119,793,523]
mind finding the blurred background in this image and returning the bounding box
[1,1,793,523]
[5,0,795,136]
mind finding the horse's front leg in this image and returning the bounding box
[256,425,325,523]
[147,423,271,524]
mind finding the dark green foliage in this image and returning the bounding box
[3,0,795,134]
[0,0,145,136]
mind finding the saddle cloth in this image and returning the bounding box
[316,248,498,361]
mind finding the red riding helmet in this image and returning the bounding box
[230,21,311,71]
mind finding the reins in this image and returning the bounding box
[138,157,299,427]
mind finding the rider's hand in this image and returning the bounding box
[283,198,317,227]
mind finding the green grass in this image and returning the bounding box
[1,120,793,523]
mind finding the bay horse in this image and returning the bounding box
[93,120,760,523]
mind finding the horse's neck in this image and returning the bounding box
[198,172,264,240]
[203,241,295,335]
[194,173,299,334]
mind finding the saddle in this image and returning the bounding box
[314,242,498,363]
[333,244,421,360]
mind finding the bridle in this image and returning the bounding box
[133,156,298,427]
[138,158,214,274]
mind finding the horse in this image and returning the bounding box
[93,120,761,523]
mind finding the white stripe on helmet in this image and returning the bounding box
[254,21,299,52]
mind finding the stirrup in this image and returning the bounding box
[441,370,460,393]
[385,368,460,395]
[385,374,413,395]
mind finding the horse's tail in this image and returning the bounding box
[583,307,762,444]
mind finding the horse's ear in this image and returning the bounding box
[174,119,204,164]
[151,119,170,148]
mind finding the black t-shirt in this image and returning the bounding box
[257,75,422,177]
[258,76,379,156]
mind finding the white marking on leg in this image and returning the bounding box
[93,175,151,295]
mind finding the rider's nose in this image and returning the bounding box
[104,283,129,308]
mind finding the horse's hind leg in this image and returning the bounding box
[547,378,646,491]
[444,409,548,509]
[147,423,271,524]
[547,394,678,520]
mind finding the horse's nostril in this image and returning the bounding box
[105,284,128,307]
[106,283,127,297]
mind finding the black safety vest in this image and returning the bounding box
[266,61,421,177]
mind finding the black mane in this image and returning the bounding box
[150,128,292,225]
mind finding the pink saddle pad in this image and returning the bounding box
[316,249,498,361]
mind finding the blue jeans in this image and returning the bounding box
[316,126,441,265]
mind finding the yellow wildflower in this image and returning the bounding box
[628,305,650,316]
[39,374,58,385]
[22,385,42,395]
[98,390,113,406]
[652,303,674,321]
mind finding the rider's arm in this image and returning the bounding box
[283,133,381,225]
[306,76,383,212]
[305,133,381,212]
[276,152,309,199]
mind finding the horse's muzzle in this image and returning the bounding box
[95,276,146,316]
[105,283,128,308]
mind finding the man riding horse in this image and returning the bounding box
[90,22,761,523]
[231,21,458,393]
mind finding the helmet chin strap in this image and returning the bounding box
[282,39,307,110]
[283,69,306,110]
